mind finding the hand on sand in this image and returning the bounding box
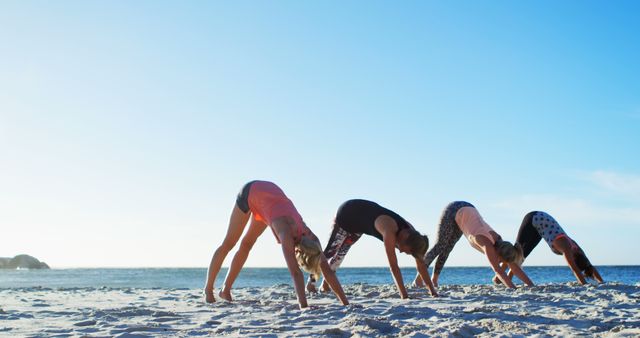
[218,289,233,302]
[204,288,215,303]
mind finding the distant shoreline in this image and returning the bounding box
[13,264,638,269]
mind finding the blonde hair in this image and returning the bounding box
[405,230,429,259]
[295,236,323,281]
[495,240,524,264]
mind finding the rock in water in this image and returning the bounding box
[0,255,50,269]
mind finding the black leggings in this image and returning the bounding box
[516,211,541,258]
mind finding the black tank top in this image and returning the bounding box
[335,199,412,241]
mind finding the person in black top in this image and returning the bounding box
[307,199,438,298]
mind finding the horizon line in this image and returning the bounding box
[13,264,640,269]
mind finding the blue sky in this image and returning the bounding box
[1,1,639,268]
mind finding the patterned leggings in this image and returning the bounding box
[308,224,362,283]
[423,201,474,276]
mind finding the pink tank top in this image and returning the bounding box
[247,181,305,243]
[455,206,496,252]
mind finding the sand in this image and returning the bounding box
[1,282,639,337]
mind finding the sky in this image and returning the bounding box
[1,1,639,268]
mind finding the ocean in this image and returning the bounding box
[0,266,637,289]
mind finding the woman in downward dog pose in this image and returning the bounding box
[307,199,438,298]
[413,201,534,289]
[203,180,349,309]
[495,211,603,285]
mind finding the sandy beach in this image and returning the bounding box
[1,282,638,337]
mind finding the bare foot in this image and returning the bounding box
[320,281,331,293]
[306,282,317,293]
[218,289,233,302]
[412,278,424,288]
[492,275,502,285]
[204,288,215,303]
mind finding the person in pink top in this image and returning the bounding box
[413,201,534,289]
[204,180,349,309]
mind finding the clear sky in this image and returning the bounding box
[1,1,639,268]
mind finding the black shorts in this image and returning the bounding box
[235,181,256,213]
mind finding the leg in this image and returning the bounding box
[480,236,517,289]
[219,217,268,301]
[306,224,351,290]
[318,255,349,305]
[413,204,462,287]
[516,211,542,259]
[320,226,361,292]
[306,224,345,292]
[494,212,541,284]
[430,225,462,287]
[326,225,361,270]
[204,204,250,302]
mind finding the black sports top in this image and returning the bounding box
[334,199,412,241]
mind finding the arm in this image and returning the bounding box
[492,262,511,284]
[277,227,308,309]
[318,255,349,305]
[382,231,408,298]
[554,238,588,284]
[479,237,516,289]
[563,250,587,285]
[385,238,408,298]
[415,258,437,297]
[592,267,604,283]
[507,262,534,286]
[416,255,448,288]
[486,250,516,288]
[375,216,408,298]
